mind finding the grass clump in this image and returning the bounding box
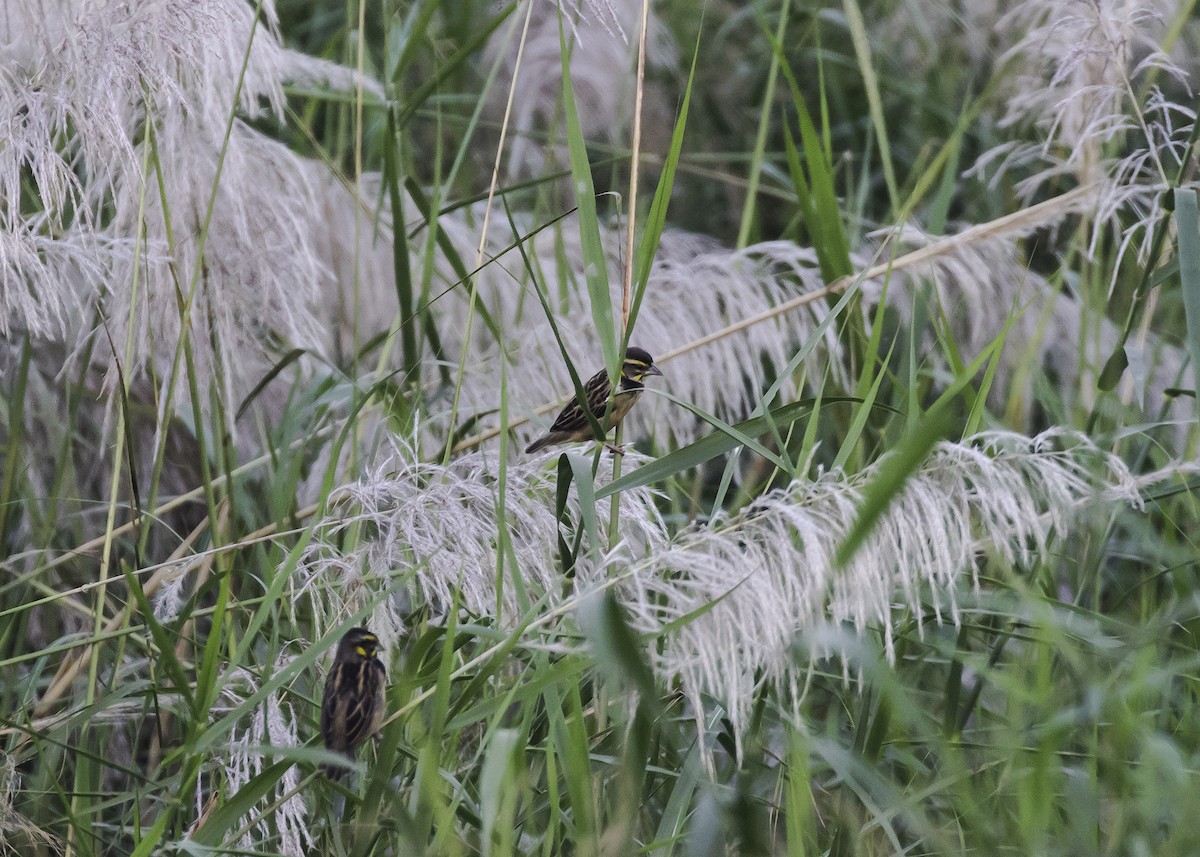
[3,1,1200,855]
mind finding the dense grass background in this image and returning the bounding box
[3,1,1200,855]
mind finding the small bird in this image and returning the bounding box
[525,346,664,454]
[319,627,387,781]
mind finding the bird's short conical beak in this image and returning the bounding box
[646,363,663,377]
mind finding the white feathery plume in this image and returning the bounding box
[991,0,1184,165]
[967,0,1191,270]
[0,224,123,339]
[312,159,1187,459]
[484,0,678,179]
[316,167,1182,457]
[1,0,287,338]
[2,0,388,411]
[0,0,381,216]
[298,435,667,626]
[302,168,406,363]
[101,122,329,401]
[149,555,210,624]
[877,1,1195,277]
[618,429,1143,753]
[878,225,1191,435]
[458,225,843,449]
[1098,86,1196,264]
[277,49,386,101]
[293,517,410,660]
[303,425,1152,752]
[211,661,314,857]
[0,0,398,561]
[311,180,847,451]
[0,751,59,855]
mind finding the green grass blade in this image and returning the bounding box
[235,348,308,420]
[831,338,895,472]
[773,44,853,280]
[188,760,296,847]
[0,337,30,548]
[502,199,608,446]
[841,0,898,210]
[598,397,885,499]
[735,1,791,249]
[559,16,616,373]
[834,337,1004,567]
[395,5,515,125]
[565,452,601,558]
[686,791,727,857]
[626,30,700,338]
[129,809,171,857]
[479,728,522,855]
[383,110,420,385]
[1174,188,1200,413]
[579,591,660,714]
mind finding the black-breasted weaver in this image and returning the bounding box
[320,627,386,780]
[525,346,664,454]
